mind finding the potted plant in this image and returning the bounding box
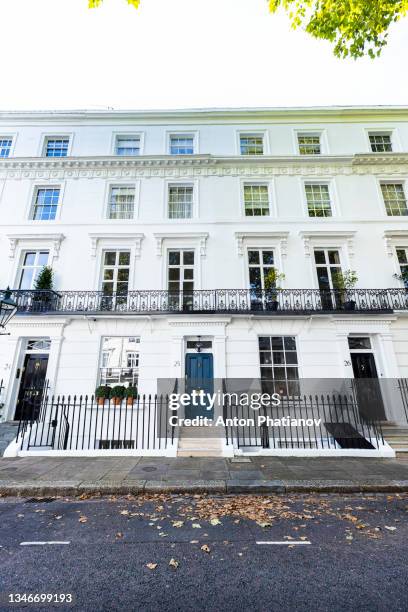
[33,266,55,310]
[334,270,358,311]
[264,268,286,311]
[394,270,408,288]
[111,385,126,406]
[125,386,137,406]
[95,385,111,406]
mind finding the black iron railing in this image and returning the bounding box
[17,394,174,452]
[8,288,408,315]
[224,394,384,450]
[397,378,408,422]
[0,379,4,420]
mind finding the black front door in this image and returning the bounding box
[351,353,386,420]
[15,354,49,420]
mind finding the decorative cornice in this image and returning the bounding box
[1,153,408,180]
[168,317,231,327]
[88,232,145,258]
[153,232,209,258]
[299,230,356,258]
[383,230,408,256]
[235,231,289,257]
[331,317,397,328]
[6,233,65,261]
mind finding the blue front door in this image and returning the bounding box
[185,353,214,419]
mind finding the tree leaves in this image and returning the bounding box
[269,0,408,59]
[89,0,141,8]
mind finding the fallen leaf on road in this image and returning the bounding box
[146,563,157,570]
[78,516,88,523]
[116,532,123,538]
[172,521,184,528]
[385,526,397,531]
[190,540,199,544]
[210,518,222,526]
[169,558,179,569]
[201,545,210,553]
[257,521,272,528]
[55,516,62,520]
[192,523,201,529]
[120,510,129,516]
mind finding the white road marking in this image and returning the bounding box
[20,541,70,546]
[256,541,311,545]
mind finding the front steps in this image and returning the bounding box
[177,426,224,457]
[382,423,408,459]
[0,422,19,457]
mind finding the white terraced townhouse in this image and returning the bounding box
[1,106,408,458]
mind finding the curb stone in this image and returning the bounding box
[2,479,408,497]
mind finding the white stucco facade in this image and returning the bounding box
[1,107,408,455]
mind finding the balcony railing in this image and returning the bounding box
[8,288,408,316]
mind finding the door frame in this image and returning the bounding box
[9,338,51,421]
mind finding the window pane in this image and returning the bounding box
[381,183,408,216]
[116,136,140,156]
[170,136,194,155]
[183,251,194,265]
[168,268,180,281]
[240,135,264,155]
[284,337,297,351]
[305,184,332,218]
[271,337,284,350]
[258,337,271,351]
[314,250,326,264]
[397,249,408,264]
[369,133,392,153]
[168,185,193,219]
[0,138,12,158]
[108,186,135,220]
[168,251,180,266]
[119,252,130,266]
[104,252,117,266]
[45,138,69,157]
[248,250,260,265]
[244,184,269,216]
[348,337,371,350]
[298,134,321,155]
[262,251,274,265]
[328,250,340,265]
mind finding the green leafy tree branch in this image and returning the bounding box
[89,1,408,59]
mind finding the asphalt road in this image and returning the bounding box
[0,493,407,612]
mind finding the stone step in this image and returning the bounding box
[177,450,224,457]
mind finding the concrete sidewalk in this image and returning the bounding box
[1,456,408,496]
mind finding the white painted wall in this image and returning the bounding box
[0,108,408,425]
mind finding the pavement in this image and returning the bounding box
[0,493,407,611]
[2,456,408,496]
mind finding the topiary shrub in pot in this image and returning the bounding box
[95,385,111,406]
[125,386,138,406]
[264,268,286,311]
[111,385,126,406]
[33,266,55,310]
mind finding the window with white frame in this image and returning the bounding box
[314,249,342,291]
[169,135,194,155]
[168,184,193,219]
[168,250,194,310]
[107,186,135,220]
[44,137,69,157]
[305,183,332,217]
[18,251,50,289]
[258,336,299,396]
[396,248,408,287]
[99,336,140,387]
[101,251,130,297]
[0,137,12,158]
[298,133,321,155]
[115,135,141,156]
[31,187,61,220]
[244,184,270,216]
[240,134,264,155]
[248,249,275,291]
[381,183,408,216]
[369,132,393,153]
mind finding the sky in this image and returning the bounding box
[0,0,407,111]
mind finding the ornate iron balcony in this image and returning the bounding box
[7,288,408,315]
